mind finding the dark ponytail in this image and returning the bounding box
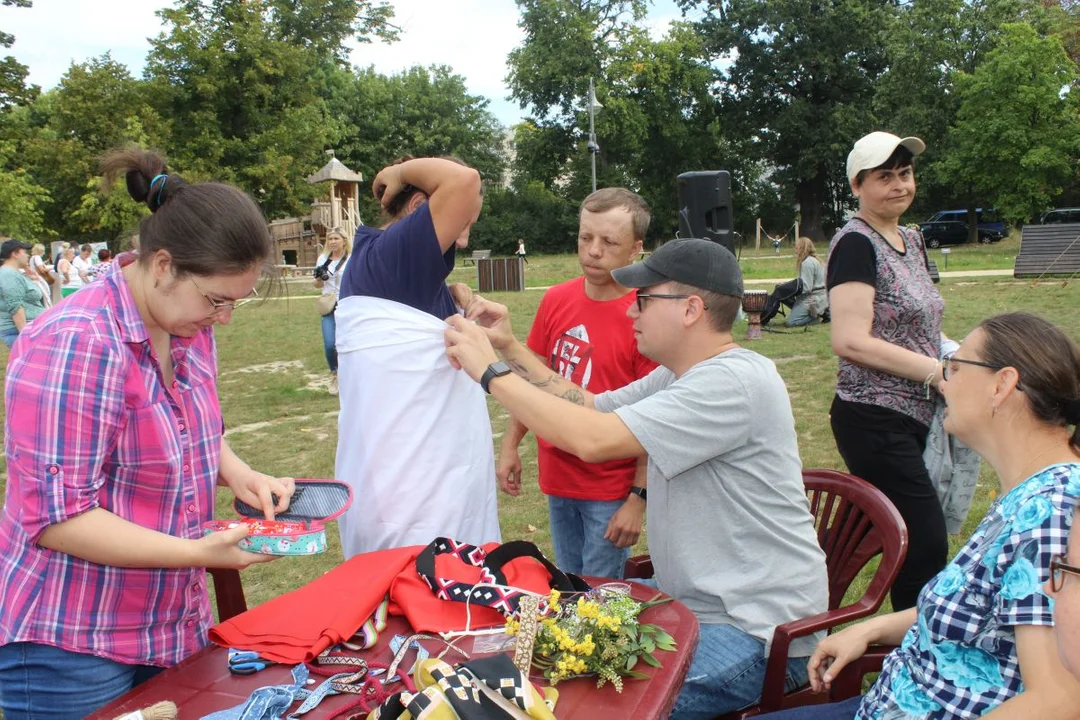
[101,145,273,278]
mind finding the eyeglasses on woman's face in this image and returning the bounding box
[189,276,258,316]
[1050,553,1080,593]
[942,353,1022,390]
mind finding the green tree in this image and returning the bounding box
[939,22,1080,224]
[145,0,398,219]
[874,0,1044,232]
[0,139,48,238]
[18,56,161,241]
[684,0,897,240]
[0,0,37,112]
[329,63,506,223]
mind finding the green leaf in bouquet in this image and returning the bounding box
[641,652,662,668]
[625,655,639,672]
[624,669,651,680]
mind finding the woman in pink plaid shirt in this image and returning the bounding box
[0,147,296,719]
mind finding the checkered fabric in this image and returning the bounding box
[858,463,1080,719]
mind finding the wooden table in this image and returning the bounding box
[89,580,698,719]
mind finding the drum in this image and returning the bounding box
[741,290,768,340]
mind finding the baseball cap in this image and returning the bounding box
[0,239,31,260]
[611,238,743,297]
[846,131,926,185]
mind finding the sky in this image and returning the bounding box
[0,0,686,127]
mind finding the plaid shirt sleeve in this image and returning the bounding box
[995,483,1076,628]
[5,326,124,544]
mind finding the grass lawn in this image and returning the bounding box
[0,243,1077,621]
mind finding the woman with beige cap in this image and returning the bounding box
[826,131,948,611]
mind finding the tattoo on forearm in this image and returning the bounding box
[531,374,559,388]
[559,389,585,406]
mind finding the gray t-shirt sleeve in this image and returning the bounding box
[594,365,673,413]
[613,361,751,478]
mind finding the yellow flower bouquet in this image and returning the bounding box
[506,588,677,692]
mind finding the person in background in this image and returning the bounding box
[758,312,1080,720]
[827,131,947,610]
[313,227,349,395]
[91,248,114,281]
[498,188,656,579]
[516,238,528,264]
[333,155,500,557]
[73,244,94,284]
[0,239,47,349]
[786,236,827,327]
[25,243,53,308]
[0,146,295,719]
[58,245,81,298]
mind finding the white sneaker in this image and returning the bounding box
[329,373,339,396]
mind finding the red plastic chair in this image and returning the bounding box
[208,567,248,622]
[623,469,908,719]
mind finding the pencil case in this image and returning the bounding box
[203,478,353,556]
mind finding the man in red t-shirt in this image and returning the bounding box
[498,188,657,579]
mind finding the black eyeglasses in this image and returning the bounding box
[942,353,1014,384]
[190,276,259,315]
[635,293,691,312]
[1050,553,1080,593]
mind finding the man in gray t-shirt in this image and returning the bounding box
[445,238,828,719]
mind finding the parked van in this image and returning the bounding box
[1041,208,1080,224]
[926,208,1006,239]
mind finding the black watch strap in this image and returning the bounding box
[480,361,512,394]
[628,486,647,502]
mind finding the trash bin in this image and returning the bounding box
[477,257,525,293]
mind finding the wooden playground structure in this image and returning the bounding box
[269,153,364,275]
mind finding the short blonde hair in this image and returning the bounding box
[31,243,45,256]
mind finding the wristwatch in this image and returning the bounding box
[628,486,647,503]
[480,361,512,394]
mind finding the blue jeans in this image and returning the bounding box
[320,311,337,372]
[756,696,862,719]
[785,299,820,327]
[671,623,812,720]
[0,641,164,719]
[547,495,630,579]
[1,328,18,348]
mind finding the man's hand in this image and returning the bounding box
[497,445,523,496]
[463,297,515,351]
[224,471,294,521]
[604,495,645,548]
[372,164,409,208]
[444,314,501,381]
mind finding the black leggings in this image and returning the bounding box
[830,416,948,610]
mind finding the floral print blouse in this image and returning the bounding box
[858,463,1079,719]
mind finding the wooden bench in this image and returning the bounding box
[463,249,491,266]
[1014,223,1080,278]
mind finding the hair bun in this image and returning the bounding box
[1066,398,1080,426]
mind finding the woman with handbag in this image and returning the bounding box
[314,227,349,396]
[786,236,827,327]
[26,243,53,308]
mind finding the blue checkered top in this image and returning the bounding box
[858,463,1080,719]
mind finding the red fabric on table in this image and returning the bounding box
[209,543,562,664]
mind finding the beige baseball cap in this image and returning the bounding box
[846,132,926,185]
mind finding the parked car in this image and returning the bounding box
[926,208,1006,239]
[918,220,1000,248]
[1040,208,1080,224]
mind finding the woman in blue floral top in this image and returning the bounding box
[761,312,1080,719]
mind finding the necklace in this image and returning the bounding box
[855,215,905,252]
[1003,440,1070,491]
